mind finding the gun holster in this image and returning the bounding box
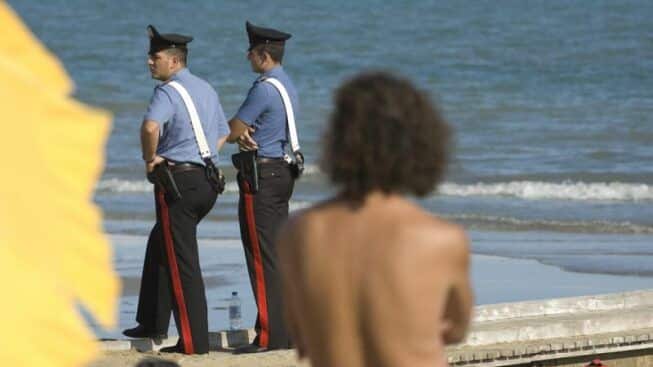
[232,150,259,194]
[147,162,182,202]
[204,158,225,194]
[288,151,305,179]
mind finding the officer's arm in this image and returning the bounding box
[227,118,258,150]
[226,118,249,143]
[217,134,228,151]
[229,83,267,147]
[142,86,172,164]
[140,119,160,161]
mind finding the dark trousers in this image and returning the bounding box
[238,160,295,349]
[136,168,217,354]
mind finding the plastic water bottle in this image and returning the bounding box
[228,291,242,330]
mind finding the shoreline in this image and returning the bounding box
[95,232,653,341]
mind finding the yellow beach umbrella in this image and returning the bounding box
[0,2,120,366]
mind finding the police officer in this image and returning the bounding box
[227,21,299,353]
[122,25,229,355]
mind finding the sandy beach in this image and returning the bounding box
[88,349,306,367]
[88,242,653,367]
[92,231,653,341]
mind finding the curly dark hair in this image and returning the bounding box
[321,71,451,201]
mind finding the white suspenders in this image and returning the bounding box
[169,77,300,170]
[167,80,213,160]
[262,77,301,153]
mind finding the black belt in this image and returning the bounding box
[168,162,204,173]
[257,156,285,164]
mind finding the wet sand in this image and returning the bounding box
[97,233,653,340]
[120,275,229,297]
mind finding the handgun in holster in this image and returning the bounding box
[232,150,259,194]
[203,158,225,194]
[146,161,182,202]
[287,151,305,179]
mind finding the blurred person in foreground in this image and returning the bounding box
[278,72,473,367]
[0,2,119,367]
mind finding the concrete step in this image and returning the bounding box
[473,289,653,323]
[447,327,653,366]
[467,304,653,346]
[465,289,653,346]
[100,329,255,352]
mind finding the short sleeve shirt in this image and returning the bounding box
[234,66,299,158]
[144,68,229,165]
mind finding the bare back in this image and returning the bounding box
[278,192,472,367]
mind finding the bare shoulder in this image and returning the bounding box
[278,199,334,251]
[402,206,470,262]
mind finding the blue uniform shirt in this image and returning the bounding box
[234,66,299,158]
[144,68,229,165]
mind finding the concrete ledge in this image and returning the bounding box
[447,328,653,366]
[466,289,653,346]
[467,307,653,346]
[98,289,653,366]
[474,288,653,322]
[100,329,256,352]
[209,329,256,349]
[98,340,131,351]
[131,336,178,352]
[448,290,653,365]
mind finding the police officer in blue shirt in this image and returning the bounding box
[227,21,299,353]
[122,25,229,355]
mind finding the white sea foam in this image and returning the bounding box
[97,165,322,194]
[96,178,151,193]
[223,181,239,193]
[447,213,653,234]
[96,178,240,194]
[302,163,321,176]
[289,200,313,212]
[439,181,653,202]
[98,177,653,202]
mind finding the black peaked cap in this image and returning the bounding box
[246,21,291,50]
[147,25,193,54]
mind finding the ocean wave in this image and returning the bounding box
[96,178,151,193]
[302,163,321,176]
[439,181,653,202]
[97,177,653,203]
[96,178,240,194]
[448,213,653,234]
[289,200,313,212]
[97,165,323,194]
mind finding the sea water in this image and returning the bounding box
[9,0,653,336]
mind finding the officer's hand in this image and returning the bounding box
[145,155,165,174]
[237,127,258,151]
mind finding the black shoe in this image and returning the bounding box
[123,325,167,339]
[232,343,269,354]
[135,357,180,367]
[158,345,184,354]
[159,345,208,355]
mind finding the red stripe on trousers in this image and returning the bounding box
[158,190,195,354]
[243,182,270,347]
